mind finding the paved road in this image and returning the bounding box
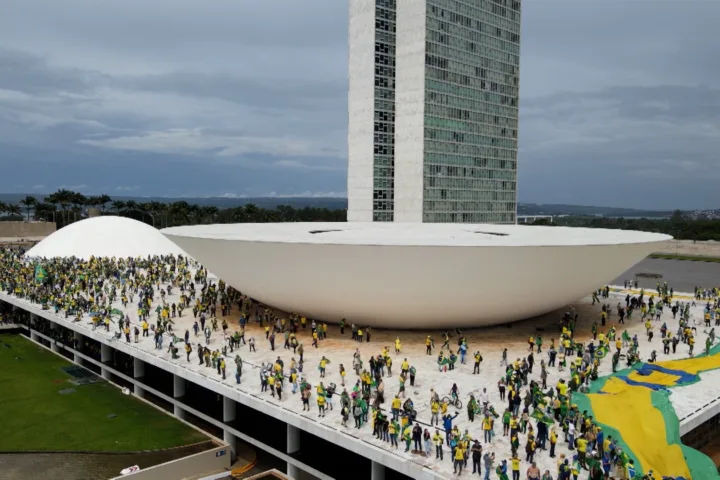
[0,442,214,480]
[614,258,720,293]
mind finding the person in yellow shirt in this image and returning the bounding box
[317,393,326,417]
[401,358,410,375]
[453,443,465,474]
[557,379,568,398]
[267,374,276,397]
[510,453,521,479]
[388,421,398,448]
[482,414,493,443]
[391,395,401,420]
[576,435,588,468]
[430,400,440,426]
[433,430,443,459]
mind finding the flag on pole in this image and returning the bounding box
[530,409,555,425]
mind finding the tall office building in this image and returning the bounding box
[348,0,521,223]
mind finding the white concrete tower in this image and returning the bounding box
[348,0,522,224]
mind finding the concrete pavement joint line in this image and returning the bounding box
[3,296,427,480]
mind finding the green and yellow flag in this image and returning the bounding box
[34,265,48,284]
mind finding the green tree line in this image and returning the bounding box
[0,189,346,228]
[535,210,720,241]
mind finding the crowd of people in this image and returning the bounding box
[0,245,715,480]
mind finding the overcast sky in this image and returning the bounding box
[1,0,718,209]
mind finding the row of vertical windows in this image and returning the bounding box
[425,96,517,128]
[423,211,515,224]
[424,200,516,212]
[373,0,396,222]
[426,135,517,151]
[426,41,518,85]
[423,189,516,202]
[424,106,519,141]
[425,153,517,171]
[424,181,516,197]
[425,101,518,131]
[428,0,521,34]
[426,79,517,116]
[425,54,518,97]
[425,16,520,56]
[374,211,394,221]
[425,151,517,165]
[424,166,516,182]
[427,3,520,44]
[426,123,516,141]
[426,70,517,107]
[425,28,519,66]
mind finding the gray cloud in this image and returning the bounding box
[0,0,718,207]
[119,72,346,113]
[0,48,97,95]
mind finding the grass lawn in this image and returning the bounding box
[0,334,208,452]
[649,253,720,263]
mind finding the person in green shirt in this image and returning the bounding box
[502,408,512,435]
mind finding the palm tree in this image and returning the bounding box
[276,205,298,222]
[201,206,219,223]
[19,195,37,222]
[111,200,126,213]
[98,194,112,212]
[0,201,6,217]
[244,203,260,223]
[34,202,57,222]
[71,192,87,221]
[124,200,139,212]
[6,203,21,218]
[46,189,75,225]
[188,204,201,224]
[168,201,191,226]
[148,201,167,227]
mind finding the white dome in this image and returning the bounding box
[26,216,187,260]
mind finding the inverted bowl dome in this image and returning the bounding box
[161,223,671,328]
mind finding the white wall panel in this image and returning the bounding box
[394,0,427,223]
[347,0,377,222]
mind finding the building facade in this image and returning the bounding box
[348,0,521,224]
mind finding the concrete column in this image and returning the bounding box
[223,397,236,423]
[173,375,186,419]
[222,397,238,459]
[287,424,300,454]
[101,343,112,362]
[101,343,112,380]
[287,423,301,478]
[223,430,238,461]
[73,331,84,365]
[287,463,301,480]
[133,358,145,398]
[371,461,385,480]
[49,322,60,353]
